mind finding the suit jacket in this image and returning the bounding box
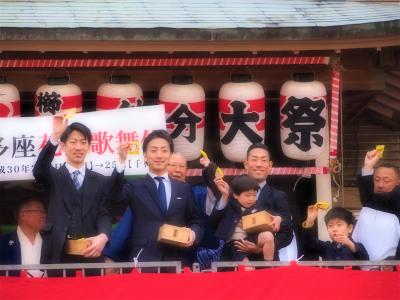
[210,183,293,250]
[115,174,203,263]
[33,141,121,263]
[0,231,45,276]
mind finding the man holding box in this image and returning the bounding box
[33,114,127,269]
[116,130,203,265]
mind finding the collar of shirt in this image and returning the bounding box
[65,163,86,178]
[148,171,170,183]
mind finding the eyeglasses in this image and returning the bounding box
[23,209,46,215]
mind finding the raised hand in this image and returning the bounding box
[363,150,380,170]
[118,141,131,164]
[214,177,230,200]
[51,113,68,142]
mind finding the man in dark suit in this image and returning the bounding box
[0,197,46,277]
[33,114,127,267]
[353,149,400,260]
[212,143,294,260]
[116,130,203,265]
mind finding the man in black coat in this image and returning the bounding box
[115,130,203,265]
[33,114,127,266]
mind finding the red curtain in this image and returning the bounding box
[1,264,399,300]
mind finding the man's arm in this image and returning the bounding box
[357,149,380,206]
[185,183,204,247]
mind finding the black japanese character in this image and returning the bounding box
[166,104,201,143]
[0,137,8,156]
[12,135,36,158]
[281,97,326,152]
[221,101,263,145]
[36,91,62,114]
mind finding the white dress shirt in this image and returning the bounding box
[17,226,44,278]
[148,171,172,210]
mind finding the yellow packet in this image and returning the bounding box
[376,145,385,158]
[63,108,77,120]
[128,141,140,155]
[315,201,330,210]
[200,150,208,159]
[215,167,224,177]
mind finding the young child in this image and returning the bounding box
[210,174,280,262]
[302,206,369,260]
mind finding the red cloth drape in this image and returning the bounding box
[0,264,399,300]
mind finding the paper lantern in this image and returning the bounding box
[0,76,20,117]
[35,76,82,116]
[219,74,265,162]
[280,73,328,160]
[159,75,205,161]
[96,75,143,110]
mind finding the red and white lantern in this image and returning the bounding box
[219,74,266,162]
[280,73,328,160]
[0,76,20,117]
[96,75,143,110]
[159,75,205,161]
[35,76,82,116]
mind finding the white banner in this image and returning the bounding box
[0,105,166,181]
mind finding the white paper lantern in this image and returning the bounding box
[96,75,143,110]
[0,76,20,117]
[219,74,265,162]
[35,76,82,116]
[159,75,205,161]
[280,73,328,160]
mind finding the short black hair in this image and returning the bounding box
[15,196,45,220]
[142,130,174,153]
[246,143,271,159]
[230,174,259,195]
[375,162,400,178]
[60,122,92,144]
[324,207,355,225]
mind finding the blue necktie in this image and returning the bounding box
[155,177,167,213]
[71,170,81,190]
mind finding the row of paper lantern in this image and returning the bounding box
[0,73,328,162]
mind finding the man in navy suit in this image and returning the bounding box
[0,197,46,277]
[116,130,203,265]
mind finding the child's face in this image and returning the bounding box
[234,190,257,208]
[326,218,353,241]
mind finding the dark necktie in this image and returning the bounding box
[155,176,167,213]
[71,170,81,190]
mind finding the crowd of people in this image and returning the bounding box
[0,114,399,276]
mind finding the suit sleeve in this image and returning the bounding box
[102,208,133,261]
[32,141,58,187]
[271,190,294,250]
[96,175,114,239]
[353,242,369,260]
[302,227,328,257]
[357,174,374,206]
[185,184,204,245]
[202,161,222,200]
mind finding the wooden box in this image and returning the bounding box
[242,211,274,233]
[158,224,191,247]
[65,239,91,255]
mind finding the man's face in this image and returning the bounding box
[61,130,90,167]
[167,153,187,182]
[373,167,400,194]
[19,201,46,232]
[244,148,272,183]
[144,138,172,175]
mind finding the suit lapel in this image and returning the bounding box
[10,231,21,264]
[142,174,165,216]
[82,169,97,217]
[60,165,77,213]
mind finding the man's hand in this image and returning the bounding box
[185,230,196,247]
[118,142,130,164]
[199,157,210,168]
[234,240,262,254]
[51,113,68,142]
[82,233,109,258]
[305,205,318,227]
[363,150,380,171]
[214,177,230,201]
[270,215,282,232]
